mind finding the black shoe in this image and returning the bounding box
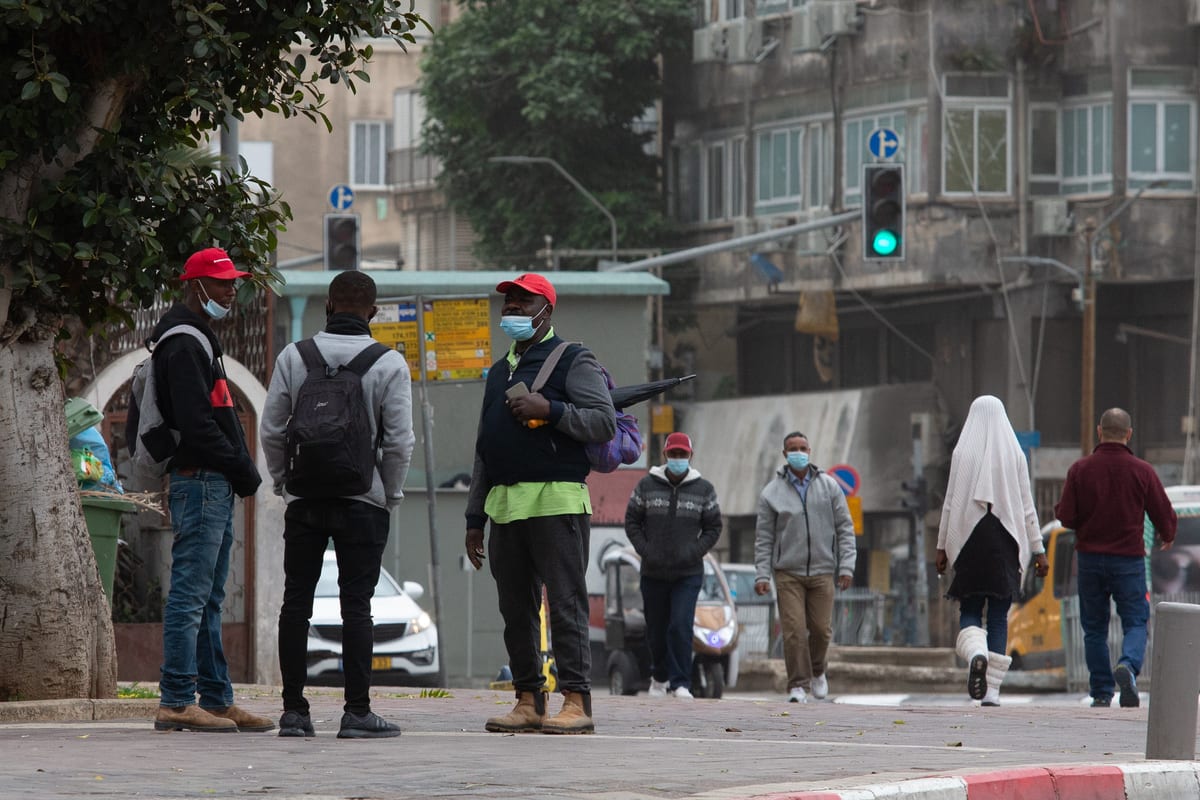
[1091,695,1112,708]
[278,710,315,738]
[1114,664,1140,708]
[337,711,402,739]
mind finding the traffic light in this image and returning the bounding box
[324,213,360,270]
[862,164,905,261]
[900,477,927,515]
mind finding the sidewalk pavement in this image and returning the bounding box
[0,683,1197,800]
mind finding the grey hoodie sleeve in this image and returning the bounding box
[754,484,779,583]
[548,348,616,444]
[260,345,299,493]
[377,352,416,508]
[829,481,857,577]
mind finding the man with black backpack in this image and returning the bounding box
[144,247,267,733]
[261,271,415,739]
[464,273,616,735]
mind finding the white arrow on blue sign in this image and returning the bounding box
[867,128,900,161]
[328,184,355,211]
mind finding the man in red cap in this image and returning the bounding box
[148,248,268,733]
[624,432,722,700]
[465,272,615,734]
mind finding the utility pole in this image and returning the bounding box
[1081,219,1097,456]
[901,415,930,647]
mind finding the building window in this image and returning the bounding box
[730,136,745,217]
[351,120,392,188]
[699,0,746,24]
[1128,99,1195,191]
[804,121,833,210]
[706,142,726,220]
[672,142,702,223]
[756,126,802,212]
[1062,102,1112,195]
[942,74,1010,195]
[1028,104,1060,195]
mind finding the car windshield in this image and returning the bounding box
[314,560,400,599]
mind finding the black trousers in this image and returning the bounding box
[278,498,389,715]
[489,513,591,694]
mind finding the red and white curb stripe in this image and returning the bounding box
[748,762,1200,799]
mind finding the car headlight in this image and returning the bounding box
[408,612,432,636]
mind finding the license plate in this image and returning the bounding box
[371,656,392,671]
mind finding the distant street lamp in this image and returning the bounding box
[489,155,618,263]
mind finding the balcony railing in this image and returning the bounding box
[389,147,442,190]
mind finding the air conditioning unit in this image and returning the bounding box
[692,27,718,63]
[790,1,860,52]
[1031,198,1071,237]
[1189,0,1200,25]
[712,18,761,63]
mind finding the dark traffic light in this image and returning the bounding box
[324,213,360,270]
[900,477,927,515]
[862,164,905,261]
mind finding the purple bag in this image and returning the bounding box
[530,344,644,473]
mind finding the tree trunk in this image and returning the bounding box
[0,336,118,700]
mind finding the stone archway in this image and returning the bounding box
[82,352,285,686]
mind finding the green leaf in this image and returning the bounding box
[20,81,40,100]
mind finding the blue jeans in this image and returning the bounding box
[958,594,1013,654]
[1077,551,1149,700]
[641,573,703,690]
[278,499,389,716]
[159,470,235,709]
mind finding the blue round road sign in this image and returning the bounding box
[328,184,355,211]
[867,128,900,160]
[827,463,860,497]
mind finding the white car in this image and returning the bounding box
[306,551,440,687]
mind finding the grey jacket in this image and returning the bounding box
[755,465,857,581]
[260,331,416,510]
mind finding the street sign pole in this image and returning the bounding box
[415,296,448,688]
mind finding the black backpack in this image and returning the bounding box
[284,338,389,498]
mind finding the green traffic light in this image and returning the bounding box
[872,229,899,256]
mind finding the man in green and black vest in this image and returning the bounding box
[465,273,616,734]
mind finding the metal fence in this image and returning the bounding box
[1062,592,1200,692]
[735,589,892,658]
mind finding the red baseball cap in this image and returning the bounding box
[181,248,251,281]
[664,432,693,455]
[496,273,556,306]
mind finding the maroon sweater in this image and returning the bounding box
[1054,442,1177,557]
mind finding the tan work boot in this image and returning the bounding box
[485,690,547,733]
[154,705,238,733]
[207,704,276,732]
[542,691,593,735]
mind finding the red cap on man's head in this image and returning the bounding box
[496,273,556,307]
[664,432,693,455]
[181,248,251,281]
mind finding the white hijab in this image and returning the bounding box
[936,395,1042,573]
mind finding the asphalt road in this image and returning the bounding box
[0,685,1177,800]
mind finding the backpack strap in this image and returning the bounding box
[295,339,326,372]
[343,342,390,376]
[530,341,576,393]
[152,324,214,363]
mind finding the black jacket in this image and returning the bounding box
[150,304,261,497]
[625,465,722,580]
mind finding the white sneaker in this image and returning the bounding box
[788,686,808,703]
[672,686,694,700]
[811,673,828,700]
[647,678,668,698]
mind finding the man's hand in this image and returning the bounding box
[836,575,852,590]
[1159,538,1174,551]
[1034,552,1050,578]
[935,549,949,575]
[754,579,771,596]
[507,392,552,425]
[465,528,486,570]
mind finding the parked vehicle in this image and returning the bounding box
[719,562,778,658]
[307,551,440,687]
[600,545,740,698]
[1007,485,1200,670]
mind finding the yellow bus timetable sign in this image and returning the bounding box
[370,297,491,381]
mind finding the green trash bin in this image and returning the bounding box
[80,495,136,606]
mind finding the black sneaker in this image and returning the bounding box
[278,710,315,738]
[337,711,402,739]
[1091,695,1112,708]
[1114,664,1140,708]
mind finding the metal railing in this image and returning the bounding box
[735,589,892,658]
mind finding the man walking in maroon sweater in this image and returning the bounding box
[1055,408,1176,708]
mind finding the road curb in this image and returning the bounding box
[746,762,1200,799]
[0,698,159,723]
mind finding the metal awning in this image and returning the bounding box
[683,383,945,516]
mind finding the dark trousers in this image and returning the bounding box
[489,513,591,694]
[278,498,389,715]
[641,573,703,690]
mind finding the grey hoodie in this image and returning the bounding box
[754,465,856,582]
[260,331,416,510]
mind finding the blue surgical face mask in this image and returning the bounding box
[499,304,548,342]
[666,458,690,475]
[197,281,231,321]
[786,451,809,471]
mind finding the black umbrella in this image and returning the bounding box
[609,375,696,411]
